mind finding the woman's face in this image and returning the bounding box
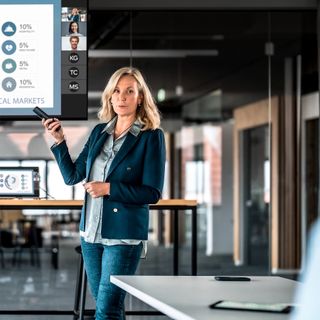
[71,22,78,33]
[110,75,142,118]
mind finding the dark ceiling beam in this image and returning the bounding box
[90,0,317,10]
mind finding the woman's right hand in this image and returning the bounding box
[42,118,64,144]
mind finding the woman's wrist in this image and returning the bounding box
[55,136,65,145]
[106,183,110,195]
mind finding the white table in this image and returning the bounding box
[110,276,299,320]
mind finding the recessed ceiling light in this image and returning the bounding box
[175,85,184,96]
[211,34,224,40]
[157,89,166,102]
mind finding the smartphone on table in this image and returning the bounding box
[209,300,293,313]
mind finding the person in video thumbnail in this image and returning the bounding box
[69,35,79,51]
[67,7,80,22]
[42,67,166,320]
[66,21,83,36]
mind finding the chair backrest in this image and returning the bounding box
[0,230,14,248]
[17,219,43,248]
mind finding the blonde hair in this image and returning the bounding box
[98,67,161,130]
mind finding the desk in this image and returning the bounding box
[111,276,299,320]
[0,198,197,275]
[0,199,197,318]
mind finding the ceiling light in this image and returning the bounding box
[175,85,184,96]
[89,49,218,58]
[157,89,166,102]
[211,34,224,40]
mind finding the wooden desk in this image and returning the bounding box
[111,275,299,320]
[0,199,197,318]
[0,199,197,275]
[0,199,196,209]
[0,199,83,209]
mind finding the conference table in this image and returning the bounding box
[110,275,299,320]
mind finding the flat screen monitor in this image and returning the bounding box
[0,0,88,120]
[0,167,39,198]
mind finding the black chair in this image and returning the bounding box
[12,220,42,267]
[0,220,5,268]
[0,247,3,268]
[0,229,15,268]
[0,231,6,268]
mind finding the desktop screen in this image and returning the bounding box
[0,0,87,120]
[0,167,39,197]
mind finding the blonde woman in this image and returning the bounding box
[67,7,80,22]
[43,67,166,319]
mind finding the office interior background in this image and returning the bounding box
[0,1,319,318]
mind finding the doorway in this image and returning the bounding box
[242,125,269,266]
[233,97,279,270]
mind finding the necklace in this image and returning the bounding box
[114,121,134,140]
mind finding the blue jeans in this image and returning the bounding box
[80,238,143,320]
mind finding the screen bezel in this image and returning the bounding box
[0,166,40,198]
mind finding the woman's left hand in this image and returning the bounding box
[83,181,110,198]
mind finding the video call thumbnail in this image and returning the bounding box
[61,7,87,51]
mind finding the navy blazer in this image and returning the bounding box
[51,123,166,240]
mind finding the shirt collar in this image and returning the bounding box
[101,116,142,137]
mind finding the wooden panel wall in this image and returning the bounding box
[233,97,280,269]
[279,94,301,269]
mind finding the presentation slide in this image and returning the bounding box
[0,0,60,116]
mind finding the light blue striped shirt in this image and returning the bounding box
[80,117,147,257]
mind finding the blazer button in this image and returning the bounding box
[113,208,118,213]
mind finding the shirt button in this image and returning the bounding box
[113,208,118,213]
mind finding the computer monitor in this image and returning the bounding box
[0,167,40,198]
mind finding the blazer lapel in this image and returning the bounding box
[106,133,140,179]
[87,130,109,171]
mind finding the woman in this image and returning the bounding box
[43,67,166,319]
[67,7,80,22]
[66,21,82,36]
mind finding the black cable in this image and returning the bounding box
[39,186,56,200]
